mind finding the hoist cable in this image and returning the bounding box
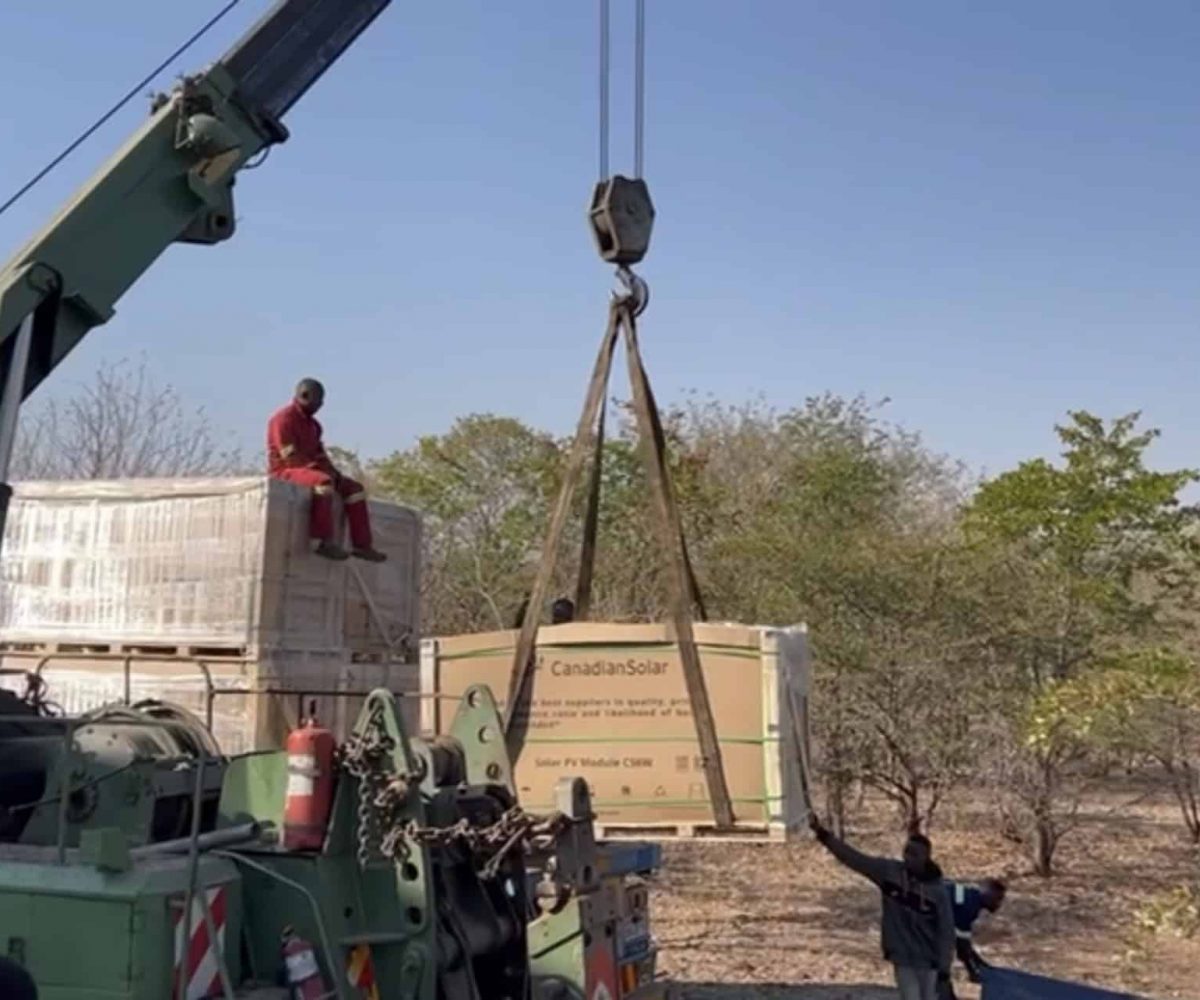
[634,0,646,178]
[599,0,611,181]
[0,0,244,221]
[598,0,647,180]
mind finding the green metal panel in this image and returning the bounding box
[218,751,287,832]
[528,901,586,991]
[234,850,435,999]
[0,852,241,1000]
[446,685,518,795]
[226,693,442,997]
[28,895,133,995]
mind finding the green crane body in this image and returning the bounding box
[0,3,670,997]
[0,680,666,1000]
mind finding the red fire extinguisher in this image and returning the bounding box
[281,926,328,1000]
[284,702,336,851]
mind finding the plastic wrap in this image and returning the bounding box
[0,476,420,658]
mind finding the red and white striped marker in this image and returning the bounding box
[172,886,228,1000]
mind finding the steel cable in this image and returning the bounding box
[599,0,611,180]
[635,0,646,177]
[0,0,245,220]
[598,0,648,180]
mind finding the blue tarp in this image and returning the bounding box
[981,967,1143,1000]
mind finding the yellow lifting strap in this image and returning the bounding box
[501,291,735,830]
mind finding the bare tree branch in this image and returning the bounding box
[11,356,243,481]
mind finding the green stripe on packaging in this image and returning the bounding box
[520,735,776,745]
[440,642,759,662]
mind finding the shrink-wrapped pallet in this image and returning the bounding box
[0,477,420,658]
[0,477,422,753]
[420,621,810,839]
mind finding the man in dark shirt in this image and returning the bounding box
[810,815,955,1000]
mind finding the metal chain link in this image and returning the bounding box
[340,706,402,867]
[340,711,569,876]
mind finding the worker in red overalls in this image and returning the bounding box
[267,378,386,563]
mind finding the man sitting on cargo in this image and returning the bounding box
[267,378,386,563]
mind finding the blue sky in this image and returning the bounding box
[1,1,1197,482]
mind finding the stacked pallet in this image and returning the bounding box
[420,621,810,840]
[0,477,421,751]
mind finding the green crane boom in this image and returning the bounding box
[0,0,391,528]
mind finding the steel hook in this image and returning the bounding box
[612,266,650,317]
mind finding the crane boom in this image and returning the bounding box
[0,0,390,523]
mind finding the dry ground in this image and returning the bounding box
[650,791,1199,1000]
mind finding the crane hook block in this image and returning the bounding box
[588,176,655,265]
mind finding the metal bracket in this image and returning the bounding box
[447,685,516,794]
[172,81,242,245]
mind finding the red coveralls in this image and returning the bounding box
[266,401,373,549]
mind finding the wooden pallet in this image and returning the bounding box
[0,639,250,660]
[0,640,411,664]
[594,821,789,843]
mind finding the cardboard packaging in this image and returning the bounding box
[421,621,810,838]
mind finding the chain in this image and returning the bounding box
[394,807,569,880]
[340,711,570,877]
[340,707,405,868]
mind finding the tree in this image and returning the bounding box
[11,357,242,480]
[370,414,565,635]
[965,411,1198,685]
[963,411,1199,875]
[1043,649,1200,843]
[670,394,978,831]
[367,401,727,635]
[564,398,722,623]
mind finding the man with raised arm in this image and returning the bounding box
[809,814,955,1000]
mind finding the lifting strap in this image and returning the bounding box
[572,362,709,623]
[502,294,735,829]
[573,392,606,621]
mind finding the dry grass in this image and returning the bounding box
[651,790,1199,1000]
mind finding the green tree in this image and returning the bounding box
[370,414,564,634]
[966,410,1198,684]
[1036,649,1200,843]
[574,399,721,622]
[964,411,1199,874]
[675,394,978,831]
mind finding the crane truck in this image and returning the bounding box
[0,3,667,998]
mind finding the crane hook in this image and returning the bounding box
[613,266,650,317]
